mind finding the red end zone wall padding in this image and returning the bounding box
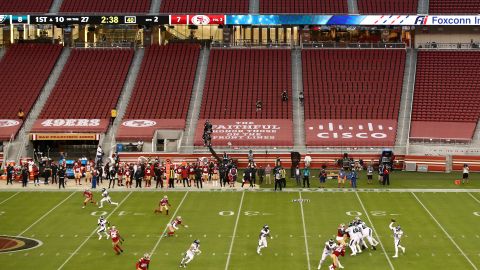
[116,119,186,141]
[0,120,22,141]
[194,119,293,147]
[404,155,446,172]
[410,121,476,141]
[31,119,110,133]
[452,156,480,172]
[305,119,397,147]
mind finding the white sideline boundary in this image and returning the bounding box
[468,192,480,204]
[18,192,76,236]
[299,192,311,270]
[355,192,395,270]
[412,192,478,270]
[149,191,189,256]
[57,191,133,270]
[0,191,19,205]
[225,191,245,270]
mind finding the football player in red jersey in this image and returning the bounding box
[74,162,82,185]
[328,244,346,270]
[82,189,96,208]
[109,225,124,255]
[145,164,153,188]
[154,195,171,215]
[136,253,150,270]
[165,216,188,237]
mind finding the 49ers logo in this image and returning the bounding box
[0,119,20,128]
[122,120,157,128]
[41,119,100,127]
[191,15,210,25]
[0,236,43,253]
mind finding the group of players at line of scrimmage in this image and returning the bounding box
[82,188,406,269]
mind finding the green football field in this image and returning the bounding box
[1,188,480,270]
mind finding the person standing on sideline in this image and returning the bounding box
[350,170,358,188]
[265,164,272,185]
[303,166,310,188]
[274,167,282,191]
[366,163,374,185]
[6,163,14,185]
[257,165,265,185]
[251,165,257,187]
[280,167,287,188]
[319,167,327,188]
[195,165,203,189]
[382,166,390,186]
[58,166,66,189]
[294,165,301,186]
[463,164,470,184]
[135,165,143,188]
[51,162,58,184]
[21,165,29,187]
[338,168,346,188]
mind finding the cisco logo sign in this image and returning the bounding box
[305,120,397,147]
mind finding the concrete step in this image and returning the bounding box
[348,0,359,14]
[291,49,306,151]
[149,0,162,14]
[250,0,259,13]
[49,0,64,13]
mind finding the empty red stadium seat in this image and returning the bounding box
[429,0,480,14]
[60,0,151,13]
[39,48,134,119]
[0,0,53,13]
[0,44,62,119]
[160,0,249,13]
[260,0,348,14]
[200,49,292,120]
[357,0,418,14]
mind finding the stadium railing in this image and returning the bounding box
[301,42,407,49]
[417,42,480,50]
[74,41,138,48]
[211,40,292,48]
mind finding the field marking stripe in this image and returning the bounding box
[57,191,133,270]
[468,192,480,204]
[18,192,76,236]
[299,192,311,270]
[412,192,478,270]
[0,191,19,205]
[225,191,245,270]
[355,192,395,270]
[149,191,189,256]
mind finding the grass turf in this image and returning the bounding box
[1,190,480,270]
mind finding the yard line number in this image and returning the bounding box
[219,211,272,217]
[346,211,400,217]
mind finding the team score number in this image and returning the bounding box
[101,16,119,24]
[345,211,397,217]
[218,211,269,216]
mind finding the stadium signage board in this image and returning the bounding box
[31,133,101,141]
[305,119,397,147]
[31,119,110,133]
[0,119,22,141]
[116,119,186,141]
[28,15,168,25]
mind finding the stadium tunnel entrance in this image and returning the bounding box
[31,134,100,161]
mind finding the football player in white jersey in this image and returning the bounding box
[389,219,405,258]
[257,225,272,255]
[97,216,110,240]
[345,223,362,256]
[98,188,119,208]
[317,239,344,269]
[356,218,379,250]
[180,239,201,268]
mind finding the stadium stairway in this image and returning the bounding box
[418,0,429,13]
[291,48,306,151]
[6,48,71,162]
[249,0,259,13]
[180,47,210,153]
[395,49,417,154]
[348,0,359,13]
[101,49,145,157]
[0,48,5,61]
[49,0,63,13]
[150,0,162,13]
[469,119,480,146]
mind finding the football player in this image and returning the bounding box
[257,225,272,255]
[345,223,362,256]
[136,253,150,270]
[165,216,187,237]
[154,195,171,215]
[356,218,378,250]
[318,239,343,270]
[328,244,346,270]
[98,188,119,208]
[109,225,124,255]
[336,224,347,246]
[389,219,406,258]
[82,189,96,208]
[180,239,201,268]
[97,216,110,240]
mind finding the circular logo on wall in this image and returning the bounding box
[122,120,157,128]
[0,236,43,253]
[0,120,20,128]
[191,15,210,25]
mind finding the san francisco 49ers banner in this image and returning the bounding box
[194,119,293,147]
[305,119,397,147]
[0,119,22,141]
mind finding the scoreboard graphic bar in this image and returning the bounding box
[29,15,168,25]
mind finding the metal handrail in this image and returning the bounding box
[417,42,480,50]
[302,42,407,49]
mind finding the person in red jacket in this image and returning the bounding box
[136,253,150,270]
[181,165,190,187]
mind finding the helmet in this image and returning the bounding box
[339,223,345,228]
[194,239,200,244]
[144,253,150,259]
[100,216,104,219]
[177,216,182,220]
[102,188,106,192]
[328,239,334,245]
[396,225,401,231]
[111,225,116,230]
[263,225,269,230]
[164,195,168,199]
[355,216,361,221]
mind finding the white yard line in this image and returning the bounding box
[149,191,189,256]
[225,191,245,270]
[299,192,311,270]
[412,192,478,270]
[355,192,395,270]
[57,191,133,270]
[468,192,480,204]
[0,191,20,205]
[18,192,76,236]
